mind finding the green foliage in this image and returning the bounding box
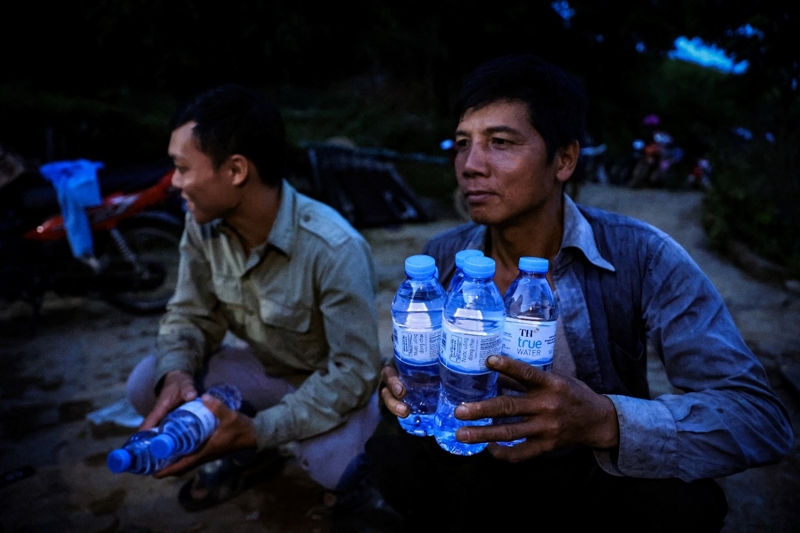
[703,127,800,279]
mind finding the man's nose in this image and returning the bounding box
[170,170,183,189]
[460,144,487,177]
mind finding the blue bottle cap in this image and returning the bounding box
[462,256,496,278]
[150,434,177,459]
[518,257,548,273]
[405,255,437,279]
[107,449,132,473]
[454,249,484,269]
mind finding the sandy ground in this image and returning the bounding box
[1,183,798,532]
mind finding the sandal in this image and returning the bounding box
[178,450,285,512]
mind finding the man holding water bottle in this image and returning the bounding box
[124,84,383,513]
[368,54,792,532]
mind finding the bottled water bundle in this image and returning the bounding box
[150,384,242,460]
[497,257,558,447]
[434,256,505,455]
[392,255,447,437]
[447,249,484,293]
[107,429,171,475]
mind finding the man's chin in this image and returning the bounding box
[466,206,491,225]
[188,209,213,225]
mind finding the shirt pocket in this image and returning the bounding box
[213,274,244,305]
[259,297,327,368]
[259,297,312,333]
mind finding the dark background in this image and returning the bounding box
[1,0,798,272]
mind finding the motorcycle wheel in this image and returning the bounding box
[103,221,182,314]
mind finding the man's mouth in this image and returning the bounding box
[463,190,493,202]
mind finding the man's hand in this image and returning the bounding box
[153,392,259,478]
[379,361,410,418]
[140,370,197,431]
[454,355,620,462]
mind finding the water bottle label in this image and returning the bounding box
[440,321,501,373]
[177,399,217,434]
[393,323,441,364]
[502,318,556,365]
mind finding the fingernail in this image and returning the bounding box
[486,355,498,365]
[455,404,467,417]
[393,384,403,396]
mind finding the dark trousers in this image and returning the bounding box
[365,417,728,533]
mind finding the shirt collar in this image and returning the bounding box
[561,194,615,272]
[213,179,296,259]
[265,179,295,257]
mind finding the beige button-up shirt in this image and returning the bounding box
[156,180,381,450]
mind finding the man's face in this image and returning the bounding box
[454,99,564,227]
[168,121,238,225]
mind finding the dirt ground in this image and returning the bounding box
[1,183,798,533]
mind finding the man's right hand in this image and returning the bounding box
[139,370,197,430]
[379,361,410,419]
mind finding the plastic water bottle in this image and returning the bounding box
[497,257,558,447]
[107,429,171,475]
[150,384,242,460]
[392,255,447,437]
[435,256,505,455]
[447,249,484,292]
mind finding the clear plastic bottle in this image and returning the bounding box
[435,255,505,455]
[447,249,484,293]
[497,257,558,447]
[107,429,172,475]
[392,254,447,437]
[150,384,242,460]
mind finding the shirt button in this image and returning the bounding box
[303,215,311,222]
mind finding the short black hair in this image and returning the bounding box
[170,84,286,187]
[454,54,588,163]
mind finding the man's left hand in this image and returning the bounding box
[454,355,620,462]
[153,393,259,478]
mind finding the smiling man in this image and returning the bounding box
[125,84,382,512]
[367,54,792,532]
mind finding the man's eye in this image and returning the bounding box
[492,138,510,146]
[455,139,468,149]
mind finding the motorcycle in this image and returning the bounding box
[0,148,184,319]
[686,156,712,192]
[626,131,684,189]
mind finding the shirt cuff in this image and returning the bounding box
[154,351,198,390]
[593,394,677,478]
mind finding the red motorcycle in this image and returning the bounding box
[0,147,184,318]
[625,115,685,189]
[627,131,685,188]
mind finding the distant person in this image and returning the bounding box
[125,84,383,512]
[367,53,793,532]
[629,113,684,188]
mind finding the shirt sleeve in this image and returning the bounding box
[251,235,381,449]
[154,218,229,386]
[594,235,793,481]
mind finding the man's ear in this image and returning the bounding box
[227,154,250,187]
[555,140,580,183]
